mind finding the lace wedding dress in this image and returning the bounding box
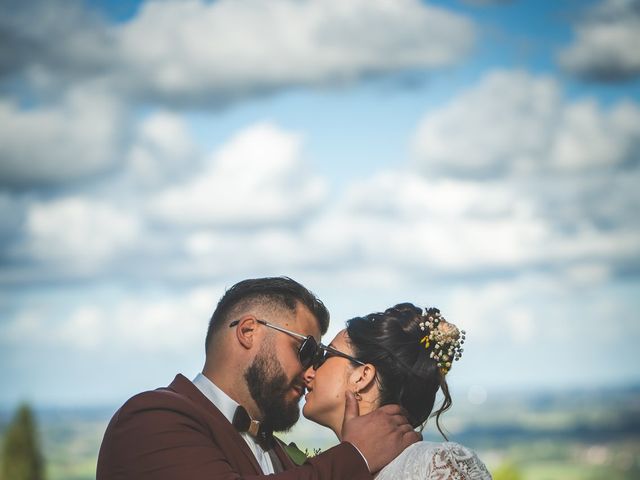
[375,441,492,480]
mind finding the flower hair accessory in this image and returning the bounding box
[418,308,465,375]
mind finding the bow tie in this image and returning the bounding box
[232,405,274,450]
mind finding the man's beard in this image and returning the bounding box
[244,343,301,433]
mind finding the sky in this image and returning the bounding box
[0,0,639,410]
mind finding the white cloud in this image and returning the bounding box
[402,70,640,292]
[0,0,476,184]
[0,193,29,237]
[3,72,636,288]
[343,172,520,219]
[0,88,127,187]
[442,275,594,348]
[148,122,328,226]
[298,164,640,280]
[1,0,475,107]
[413,70,640,177]
[447,282,528,343]
[550,99,640,171]
[103,295,210,352]
[56,306,106,350]
[461,0,511,5]
[126,111,198,187]
[330,171,548,272]
[0,284,223,353]
[558,0,640,81]
[111,0,474,105]
[506,309,534,344]
[0,0,478,264]
[413,71,560,177]
[0,308,46,344]
[0,0,114,82]
[154,168,551,282]
[441,274,640,380]
[563,263,612,286]
[23,196,142,268]
[155,145,639,283]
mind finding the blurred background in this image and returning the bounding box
[1,0,639,479]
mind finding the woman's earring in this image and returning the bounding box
[354,390,362,401]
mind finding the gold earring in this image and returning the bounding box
[354,390,362,401]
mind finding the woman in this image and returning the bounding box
[303,303,492,479]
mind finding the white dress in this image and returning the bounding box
[375,441,492,480]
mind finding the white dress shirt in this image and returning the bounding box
[192,373,275,474]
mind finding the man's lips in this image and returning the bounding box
[291,384,306,398]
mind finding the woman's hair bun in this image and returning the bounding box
[346,302,459,437]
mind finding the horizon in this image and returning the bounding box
[2,378,639,413]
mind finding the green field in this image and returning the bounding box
[1,386,639,480]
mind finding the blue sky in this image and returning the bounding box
[0,0,639,410]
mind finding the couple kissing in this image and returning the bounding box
[97,276,491,479]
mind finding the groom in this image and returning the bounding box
[97,277,419,479]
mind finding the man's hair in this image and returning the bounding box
[205,276,330,352]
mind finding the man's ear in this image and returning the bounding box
[233,316,259,350]
[349,363,377,392]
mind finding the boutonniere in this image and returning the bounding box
[278,439,324,466]
[282,441,308,465]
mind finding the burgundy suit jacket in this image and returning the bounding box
[97,374,372,480]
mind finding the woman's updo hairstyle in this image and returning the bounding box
[345,303,458,438]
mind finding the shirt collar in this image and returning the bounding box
[192,372,239,424]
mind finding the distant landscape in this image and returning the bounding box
[1,385,639,480]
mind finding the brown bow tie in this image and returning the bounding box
[232,406,274,450]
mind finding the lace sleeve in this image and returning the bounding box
[375,441,492,480]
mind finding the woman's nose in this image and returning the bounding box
[303,365,315,386]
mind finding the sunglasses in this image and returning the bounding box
[229,318,320,369]
[229,318,366,371]
[312,344,366,370]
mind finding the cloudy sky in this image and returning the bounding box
[1,0,639,410]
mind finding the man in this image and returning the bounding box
[97,277,419,479]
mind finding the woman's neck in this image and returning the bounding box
[334,398,378,440]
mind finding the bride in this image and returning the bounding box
[302,303,492,479]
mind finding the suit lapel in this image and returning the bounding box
[167,374,264,474]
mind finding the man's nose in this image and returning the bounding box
[303,365,315,386]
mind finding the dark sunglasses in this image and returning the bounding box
[229,318,320,369]
[312,344,366,370]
